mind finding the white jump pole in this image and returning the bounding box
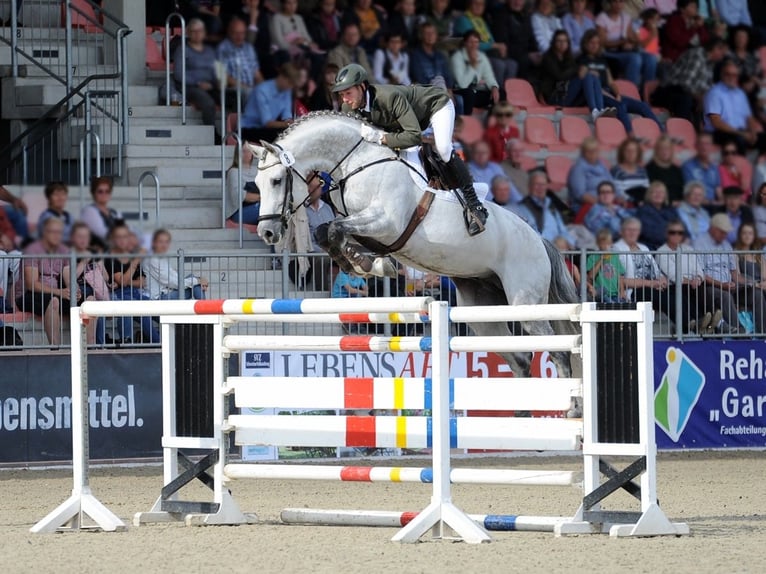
[281,508,568,532]
[30,307,126,533]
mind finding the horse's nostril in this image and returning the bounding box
[263,230,273,240]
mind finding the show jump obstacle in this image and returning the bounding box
[31,298,689,542]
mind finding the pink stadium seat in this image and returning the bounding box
[524,116,557,147]
[729,155,753,196]
[457,115,484,146]
[545,155,573,192]
[65,0,101,32]
[145,35,165,71]
[559,116,592,146]
[595,117,627,149]
[614,79,641,101]
[632,118,661,149]
[517,153,538,171]
[666,118,697,150]
[225,113,239,145]
[504,79,556,114]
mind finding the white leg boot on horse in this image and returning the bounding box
[443,153,488,237]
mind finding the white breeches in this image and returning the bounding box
[430,100,456,163]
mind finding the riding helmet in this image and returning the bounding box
[332,63,368,92]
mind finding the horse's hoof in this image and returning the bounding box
[343,245,373,274]
[373,257,398,278]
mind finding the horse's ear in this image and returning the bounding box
[260,140,278,156]
[245,141,266,161]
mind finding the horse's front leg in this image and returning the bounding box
[331,210,397,278]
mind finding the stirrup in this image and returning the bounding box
[464,205,487,236]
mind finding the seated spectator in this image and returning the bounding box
[226,141,261,225]
[387,0,418,48]
[179,0,223,37]
[567,136,615,214]
[16,218,75,346]
[64,222,107,345]
[718,0,753,26]
[221,0,274,77]
[555,235,595,298]
[489,174,524,209]
[636,8,661,66]
[80,176,123,251]
[491,0,542,79]
[37,181,72,243]
[595,0,657,87]
[611,137,650,203]
[484,103,520,163]
[540,29,616,120]
[373,33,411,85]
[341,0,386,57]
[587,227,627,302]
[0,208,20,312]
[677,181,712,241]
[174,19,220,141]
[562,0,595,57]
[579,29,663,135]
[531,0,562,53]
[514,170,577,246]
[752,182,766,242]
[145,229,208,301]
[636,181,679,249]
[105,223,160,344]
[682,133,722,204]
[613,217,670,314]
[410,22,454,89]
[0,185,29,244]
[216,16,264,102]
[307,0,342,53]
[501,139,530,197]
[719,143,750,199]
[291,178,334,291]
[422,0,454,46]
[455,0,519,85]
[270,0,319,60]
[451,30,501,115]
[694,213,762,333]
[661,0,709,62]
[704,59,766,154]
[655,220,716,334]
[327,23,373,77]
[713,185,755,244]
[309,62,340,111]
[241,63,300,143]
[646,135,685,205]
[468,140,505,187]
[654,38,726,123]
[734,222,766,286]
[728,24,763,123]
[584,180,633,238]
[333,268,368,298]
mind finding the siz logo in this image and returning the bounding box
[245,352,270,369]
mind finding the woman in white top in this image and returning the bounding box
[613,217,669,317]
[450,29,500,115]
[372,32,411,85]
[145,229,208,300]
[226,141,261,225]
[531,0,562,53]
[270,0,318,57]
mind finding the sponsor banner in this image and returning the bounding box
[654,341,766,449]
[0,353,163,464]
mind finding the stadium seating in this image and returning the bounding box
[614,79,641,101]
[632,118,661,149]
[559,116,591,146]
[145,33,165,71]
[504,79,556,115]
[594,117,626,149]
[65,0,101,31]
[728,154,753,195]
[666,118,697,150]
[545,155,573,192]
[458,115,485,146]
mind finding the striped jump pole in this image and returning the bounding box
[223,464,582,486]
[224,312,430,324]
[280,508,568,532]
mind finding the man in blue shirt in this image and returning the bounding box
[704,59,766,153]
[241,63,300,143]
[409,22,453,89]
[681,133,721,204]
[216,16,264,102]
[513,170,577,247]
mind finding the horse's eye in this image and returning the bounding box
[272,178,282,186]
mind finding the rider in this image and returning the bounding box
[331,63,489,236]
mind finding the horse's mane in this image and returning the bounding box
[276,110,369,142]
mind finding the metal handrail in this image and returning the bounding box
[78,130,102,205]
[165,13,186,125]
[219,64,243,229]
[137,171,161,230]
[222,132,244,248]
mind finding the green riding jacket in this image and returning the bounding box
[341,84,451,150]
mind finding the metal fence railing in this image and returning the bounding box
[1,249,765,350]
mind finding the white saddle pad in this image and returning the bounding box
[399,147,489,204]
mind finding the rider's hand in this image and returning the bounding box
[360,124,384,145]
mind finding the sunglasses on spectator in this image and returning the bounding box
[495,112,513,117]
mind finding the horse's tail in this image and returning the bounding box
[543,238,579,306]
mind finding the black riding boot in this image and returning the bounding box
[444,153,488,236]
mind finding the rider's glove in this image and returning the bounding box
[360,124,385,145]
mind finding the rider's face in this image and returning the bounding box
[339,85,365,109]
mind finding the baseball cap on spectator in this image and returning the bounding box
[722,186,744,197]
[710,213,733,232]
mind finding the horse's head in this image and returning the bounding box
[249,141,298,245]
